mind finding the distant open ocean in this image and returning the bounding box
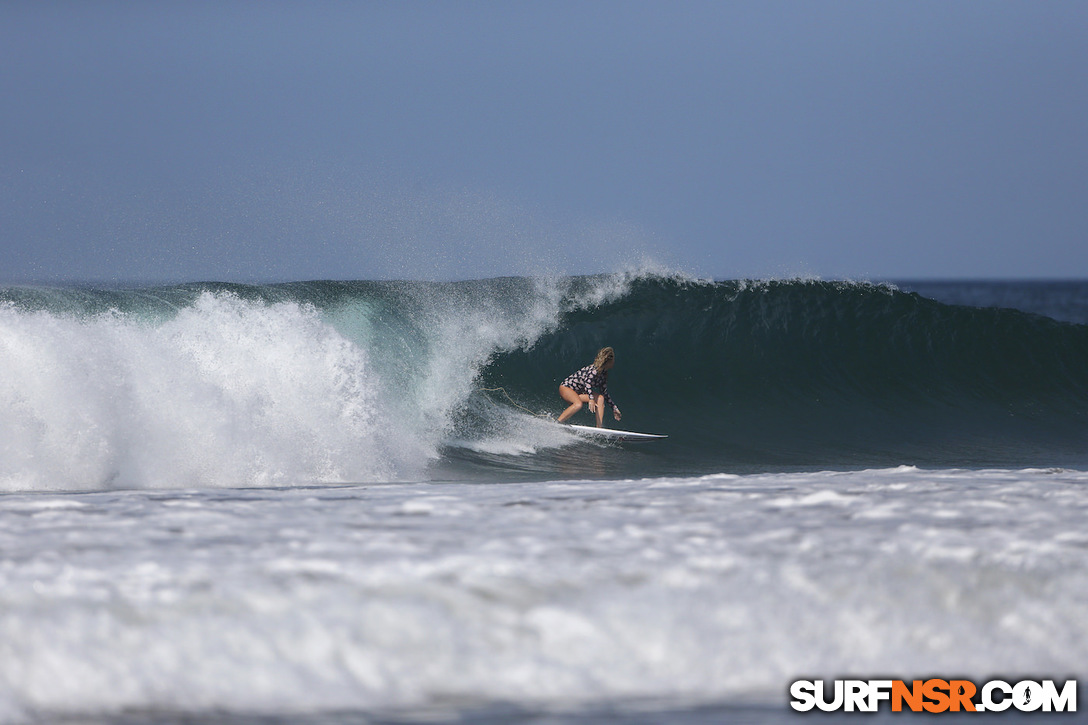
[1,274,1086,723]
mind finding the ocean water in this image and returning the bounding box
[1,274,1087,723]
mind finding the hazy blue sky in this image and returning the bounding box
[2,1,1086,283]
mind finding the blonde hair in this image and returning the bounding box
[592,347,615,371]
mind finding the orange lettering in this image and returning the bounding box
[892,680,924,712]
[923,679,950,713]
[948,680,977,712]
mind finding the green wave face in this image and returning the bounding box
[481,277,1088,470]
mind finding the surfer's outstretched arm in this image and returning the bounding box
[592,395,621,426]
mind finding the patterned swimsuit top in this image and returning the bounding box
[561,365,617,410]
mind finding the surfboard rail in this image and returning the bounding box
[567,424,667,441]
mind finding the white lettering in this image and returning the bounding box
[1014,680,1043,712]
[982,680,1013,712]
[845,680,869,712]
[790,677,1075,713]
[1041,680,1077,712]
[789,680,816,712]
[815,680,844,712]
[867,680,893,711]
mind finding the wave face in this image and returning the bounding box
[483,277,1088,472]
[3,275,1088,490]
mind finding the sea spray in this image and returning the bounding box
[0,293,398,490]
[0,274,645,492]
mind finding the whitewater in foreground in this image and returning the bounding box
[1,273,1087,723]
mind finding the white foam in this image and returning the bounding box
[0,293,408,490]
[1,467,1085,721]
[0,272,663,492]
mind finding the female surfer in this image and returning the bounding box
[557,346,622,427]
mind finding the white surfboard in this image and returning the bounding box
[567,424,668,442]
